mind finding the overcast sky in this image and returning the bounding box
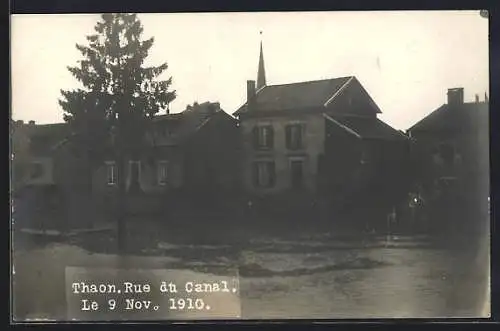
[11,11,488,130]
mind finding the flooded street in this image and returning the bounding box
[12,232,490,320]
[240,241,488,318]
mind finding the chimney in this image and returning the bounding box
[15,120,24,125]
[475,94,480,103]
[28,120,35,125]
[247,80,256,110]
[447,88,464,106]
[206,102,220,116]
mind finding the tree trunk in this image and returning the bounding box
[117,152,127,255]
[84,154,94,228]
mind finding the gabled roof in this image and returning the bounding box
[325,114,408,141]
[408,102,489,133]
[152,101,226,145]
[234,76,353,115]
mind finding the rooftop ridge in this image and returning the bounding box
[262,76,354,89]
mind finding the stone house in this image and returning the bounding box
[234,42,409,209]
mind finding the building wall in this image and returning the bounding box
[91,149,185,197]
[11,123,35,189]
[409,127,489,200]
[183,112,240,194]
[325,78,379,117]
[321,119,363,195]
[240,112,325,194]
[24,157,55,185]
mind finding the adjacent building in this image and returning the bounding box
[234,42,409,203]
[407,88,489,225]
[11,101,240,228]
[11,119,75,229]
[91,101,240,214]
[11,120,71,189]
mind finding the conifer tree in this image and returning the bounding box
[59,13,176,252]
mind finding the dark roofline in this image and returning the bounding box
[153,112,184,122]
[323,113,362,139]
[407,103,446,132]
[407,101,489,132]
[257,76,354,89]
[22,122,68,130]
[233,76,355,116]
[372,118,409,141]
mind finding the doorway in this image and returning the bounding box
[290,160,304,189]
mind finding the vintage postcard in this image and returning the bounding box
[10,11,490,321]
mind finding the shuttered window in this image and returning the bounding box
[285,124,304,150]
[252,161,276,188]
[252,125,274,150]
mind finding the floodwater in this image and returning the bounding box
[12,232,490,321]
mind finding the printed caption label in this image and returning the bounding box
[65,266,241,320]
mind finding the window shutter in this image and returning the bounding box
[285,125,291,150]
[268,162,276,187]
[252,126,259,149]
[252,162,260,187]
[300,124,305,148]
[268,126,274,149]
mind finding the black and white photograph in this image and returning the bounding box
[10,11,490,321]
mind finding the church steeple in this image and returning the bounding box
[257,32,266,90]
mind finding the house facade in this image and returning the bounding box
[234,43,409,201]
[91,102,240,201]
[11,120,72,189]
[408,88,489,187]
[11,119,79,229]
[12,101,240,226]
[407,88,489,226]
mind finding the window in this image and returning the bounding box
[252,125,274,150]
[105,161,116,185]
[285,124,304,150]
[29,162,44,179]
[157,161,169,185]
[253,161,276,188]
